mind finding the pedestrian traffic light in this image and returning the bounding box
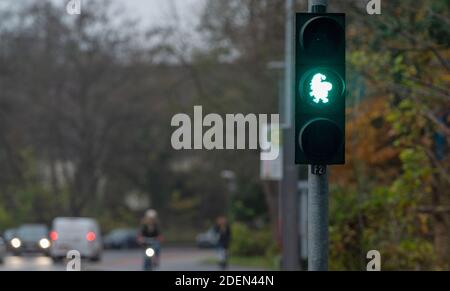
[295,13,346,165]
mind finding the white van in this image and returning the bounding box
[50,217,102,262]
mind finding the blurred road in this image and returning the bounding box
[0,247,265,271]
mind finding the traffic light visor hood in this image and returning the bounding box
[300,16,345,57]
[299,118,343,161]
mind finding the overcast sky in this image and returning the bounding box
[3,1,205,31]
[116,0,204,30]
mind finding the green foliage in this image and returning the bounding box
[0,206,13,230]
[330,185,436,270]
[231,183,268,223]
[229,223,274,258]
[0,148,64,227]
[330,0,450,270]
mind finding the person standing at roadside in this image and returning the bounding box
[214,216,231,270]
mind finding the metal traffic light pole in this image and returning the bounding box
[307,0,329,271]
[280,0,300,271]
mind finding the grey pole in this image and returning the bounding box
[309,0,328,12]
[308,165,328,270]
[307,0,329,272]
[280,0,300,271]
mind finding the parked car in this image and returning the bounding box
[0,237,6,264]
[103,228,139,249]
[50,217,102,262]
[196,228,219,248]
[10,224,50,256]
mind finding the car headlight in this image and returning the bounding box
[39,238,50,249]
[145,247,155,257]
[11,238,21,248]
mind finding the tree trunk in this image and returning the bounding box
[433,213,449,270]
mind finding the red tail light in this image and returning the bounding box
[86,231,96,242]
[50,231,58,241]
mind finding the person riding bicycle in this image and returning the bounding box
[138,209,162,270]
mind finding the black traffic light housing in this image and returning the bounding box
[295,13,346,165]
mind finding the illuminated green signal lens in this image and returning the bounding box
[300,69,343,107]
[309,73,333,104]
